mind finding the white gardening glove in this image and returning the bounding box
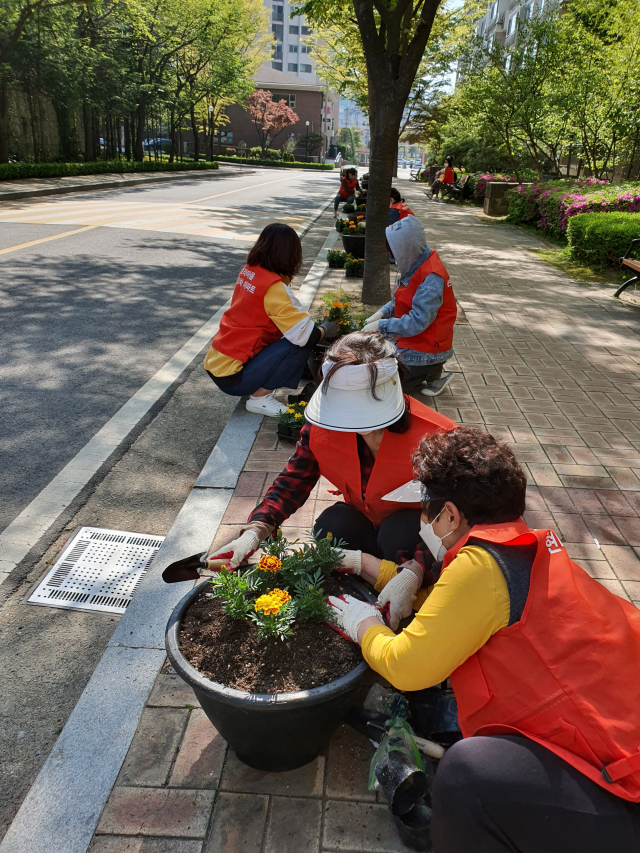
[206,530,260,569]
[365,311,383,323]
[362,320,380,333]
[328,594,384,643]
[376,559,423,630]
[335,549,362,575]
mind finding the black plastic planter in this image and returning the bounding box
[166,578,375,772]
[345,267,364,279]
[341,234,366,256]
[276,424,302,444]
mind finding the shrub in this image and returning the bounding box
[210,155,333,170]
[249,147,262,158]
[264,148,282,161]
[567,212,640,268]
[0,159,219,182]
[506,178,640,241]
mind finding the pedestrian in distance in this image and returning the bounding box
[201,333,456,585]
[204,223,339,417]
[430,156,455,200]
[333,167,360,217]
[329,426,640,853]
[362,215,456,398]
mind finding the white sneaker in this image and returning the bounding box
[245,392,288,417]
[420,373,454,397]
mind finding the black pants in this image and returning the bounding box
[432,735,640,853]
[313,502,421,561]
[401,363,444,394]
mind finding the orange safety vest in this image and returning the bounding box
[390,201,415,220]
[309,399,456,528]
[339,176,358,199]
[445,521,640,802]
[211,265,283,364]
[394,250,456,354]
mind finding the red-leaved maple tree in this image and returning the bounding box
[247,90,299,154]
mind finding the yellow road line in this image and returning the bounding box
[0,224,98,256]
[183,177,291,205]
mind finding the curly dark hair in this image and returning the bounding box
[412,426,527,526]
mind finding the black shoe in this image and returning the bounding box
[288,381,317,404]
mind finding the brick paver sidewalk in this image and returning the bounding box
[88,185,640,853]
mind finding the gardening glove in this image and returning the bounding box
[362,320,379,333]
[328,594,384,643]
[334,549,362,575]
[320,319,341,339]
[365,311,383,324]
[206,529,260,569]
[376,560,423,630]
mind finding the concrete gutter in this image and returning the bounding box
[0,165,253,203]
[0,200,333,853]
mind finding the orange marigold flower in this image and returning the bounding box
[269,588,291,605]
[332,301,343,309]
[258,554,282,573]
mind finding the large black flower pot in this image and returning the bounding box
[341,234,366,256]
[166,578,375,772]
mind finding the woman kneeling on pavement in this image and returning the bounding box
[204,223,339,418]
[363,215,456,399]
[388,187,415,224]
[329,426,640,853]
[205,332,456,571]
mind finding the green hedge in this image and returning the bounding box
[567,211,640,267]
[210,154,333,170]
[0,159,219,182]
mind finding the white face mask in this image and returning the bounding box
[419,507,454,561]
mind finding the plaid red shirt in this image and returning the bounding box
[248,423,374,529]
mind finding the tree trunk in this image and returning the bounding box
[134,102,145,162]
[124,116,131,161]
[169,108,176,162]
[0,75,10,164]
[191,104,199,161]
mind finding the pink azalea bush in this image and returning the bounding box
[505,178,640,241]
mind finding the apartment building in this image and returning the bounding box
[474,0,551,53]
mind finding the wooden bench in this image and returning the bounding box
[441,173,470,202]
[615,239,640,298]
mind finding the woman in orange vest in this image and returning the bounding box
[329,426,640,852]
[201,333,456,588]
[204,223,339,418]
[430,155,455,199]
[333,167,360,216]
[363,215,456,398]
[388,187,415,224]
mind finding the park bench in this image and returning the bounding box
[441,173,470,202]
[614,239,640,299]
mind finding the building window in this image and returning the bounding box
[272,5,283,20]
[523,3,532,19]
[539,0,545,10]
[289,44,298,52]
[301,44,311,53]
[301,25,312,34]
[487,34,494,51]
[288,63,298,72]
[490,1,498,19]
[300,63,312,73]
[272,44,282,59]
[289,24,299,34]
[507,15,516,34]
[479,20,485,35]
[272,23,283,40]
[272,93,296,108]
[271,61,283,71]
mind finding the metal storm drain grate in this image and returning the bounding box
[28,527,165,615]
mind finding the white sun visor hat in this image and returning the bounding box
[304,356,405,432]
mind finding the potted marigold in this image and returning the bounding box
[165,532,375,771]
[335,218,366,255]
[327,249,347,269]
[276,400,306,444]
[345,255,365,279]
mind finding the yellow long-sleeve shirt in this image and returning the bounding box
[204,280,314,377]
[362,545,510,692]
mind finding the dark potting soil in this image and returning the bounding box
[179,576,364,694]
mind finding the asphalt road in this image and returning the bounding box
[0,166,336,537]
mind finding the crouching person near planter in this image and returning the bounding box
[204,223,339,418]
[329,426,640,853]
[333,168,360,217]
[206,332,456,573]
[363,216,456,398]
[388,187,415,225]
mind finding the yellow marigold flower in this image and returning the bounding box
[300,401,307,406]
[294,412,303,419]
[258,554,282,573]
[287,408,295,414]
[254,594,281,615]
[327,532,332,539]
